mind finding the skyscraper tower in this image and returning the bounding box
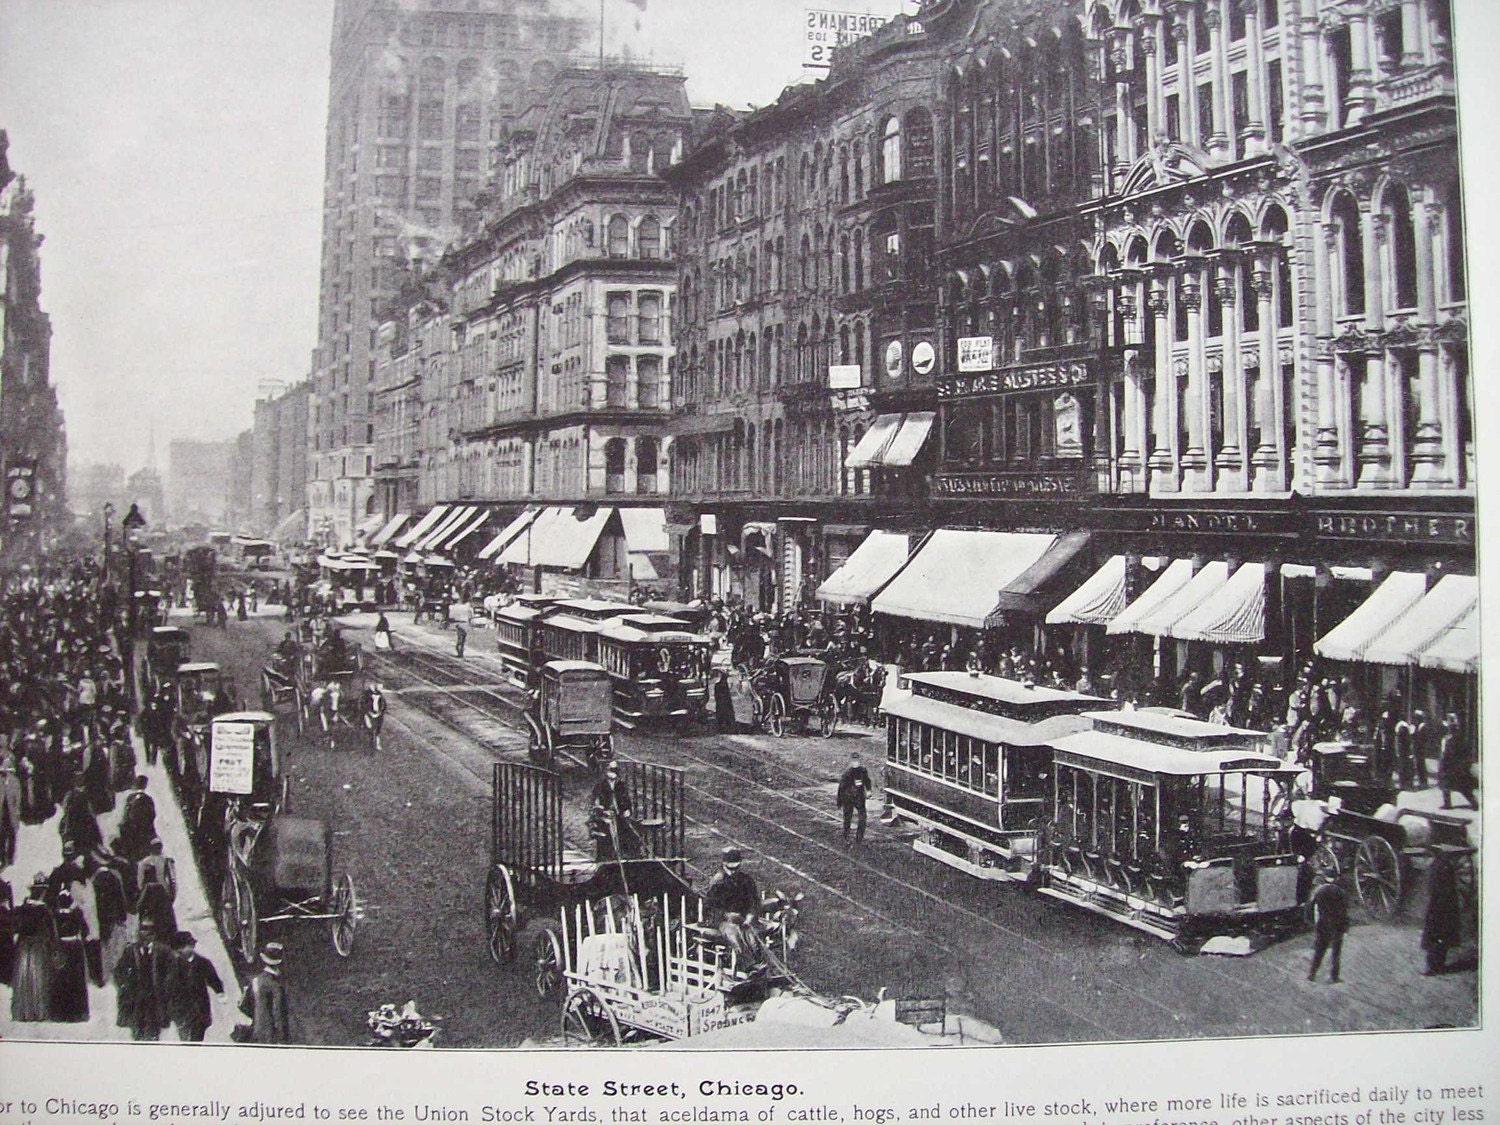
[308,0,588,546]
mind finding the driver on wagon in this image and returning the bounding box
[704,847,762,963]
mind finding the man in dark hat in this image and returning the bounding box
[836,754,874,844]
[1307,879,1350,984]
[114,774,157,864]
[241,942,292,1043]
[705,847,761,961]
[114,916,173,1039]
[589,761,639,859]
[168,930,225,1041]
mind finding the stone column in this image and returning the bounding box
[1181,269,1210,489]
[1401,0,1427,68]
[1346,11,1376,125]
[1215,262,1245,488]
[1180,13,1201,147]
[1409,198,1445,481]
[1140,17,1163,140]
[1147,283,1177,491]
[1356,209,1393,486]
[1238,0,1269,153]
[1203,2,1231,157]
[1250,261,1282,489]
[1298,0,1326,136]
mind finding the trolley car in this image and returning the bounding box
[493,594,562,682]
[595,614,714,726]
[883,672,1107,878]
[534,600,639,664]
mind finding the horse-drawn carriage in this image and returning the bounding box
[833,659,887,726]
[747,656,838,738]
[298,660,385,750]
[214,712,359,965]
[483,760,692,998]
[259,635,304,717]
[523,660,614,770]
[144,626,191,697]
[169,662,230,796]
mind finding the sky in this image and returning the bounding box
[0,0,909,477]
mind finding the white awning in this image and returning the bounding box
[618,507,670,553]
[1419,600,1479,675]
[844,415,902,469]
[444,508,495,552]
[1112,560,1230,638]
[369,513,410,547]
[816,530,913,607]
[1169,562,1267,644]
[394,506,449,549]
[629,553,660,581]
[478,508,540,561]
[1314,571,1428,662]
[498,506,612,570]
[270,509,307,544]
[1363,574,1478,667]
[871,529,1058,628]
[1105,559,1195,636]
[415,505,475,551]
[353,513,386,539]
[434,507,491,552]
[1047,555,1128,626]
[882,412,935,467]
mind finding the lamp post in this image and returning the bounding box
[102,502,115,583]
[121,503,147,637]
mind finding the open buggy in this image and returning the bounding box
[748,656,838,738]
[483,760,693,997]
[523,660,614,770]
[259,634,305,717]
[215,712,359,965]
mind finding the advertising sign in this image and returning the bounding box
[937,360,1094,398]
[956,336,994,373]
[209,720,256,796]
[804,8,890,68]
[5,459,37,521]
[828,364,863,390]
[884,340,903,380]
[911,340,936,377]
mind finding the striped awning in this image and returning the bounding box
[1047,555,1128,626]
[1106,559,1195,636]
[844,415,902,469]
[1169,562,1266,644]
[1314,571,1428,662]
[1363,574,1478,667]
[1419,600,1479,674]
[1113,561,1230,639]
[394,506,449,549]
[478,508,540,561]
[415,505,475,552]
[369,513,410,547]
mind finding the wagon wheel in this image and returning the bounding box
[768,693,787,738]
[294,688,307,736]
[749,690,766,731]
[1453,853,1478,933]
[260,673,274,712]
[330,873,358,958]
[533,924,564,999]
[233,867,259,966]
[484,864,520,964]
[526,719,545,764]
[218,872,242,960]
[818,696,838,739]
[1354,835,1403,918]
[561,986,622,1047]
[1310,841,1341,888]
[278,773,291,815]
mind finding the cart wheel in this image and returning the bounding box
[561,986,622,1046]
[749,692,765,731]
[818,697,838,738]
[234,869,259,966]
[1310,842,1341,888]
[485,864,520,964]
[527,721,544,764]
[218,872,241,960]
[1354,835,1403,918]
[331,873,359,958]
[1453,853,1478,931]
[533,924,564,999]
[295,692,307,736]
[768,694,786,738]
[278,774,291,815]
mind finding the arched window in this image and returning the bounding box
[1384,185,1418,311]
[881,116,902,183]
[839,324,851,364]
[638,215,662,260]
[852,230,865,291]
[800,234,812,289]
[636,437,659,494]
[904,107,935,177]
[604,437,627,493]
[1329,193,1365,317]
[630,131,652,173]
[607,214,630,258]
[839,233,850,293]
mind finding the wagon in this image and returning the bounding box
[483,760,692,998]
[747,656,837,738]
[1300,741,1452,919]
[215,714,358,964]
[300,663,385,751]
[144,626,191,697]
[169,661,228,796]
[259,637,304,716]
[523,660,614,770]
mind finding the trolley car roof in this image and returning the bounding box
[597,621,708,645]
[544,660,610,675]
[177,662,221,674]
[1052,730,1292,779]
[885,692,1097,747]
[213,710,275,724]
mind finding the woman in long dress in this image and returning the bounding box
[11,876,58,1021]
[50,890,91,1022]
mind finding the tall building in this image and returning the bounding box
[309,0,590,546]
[0,131,68,558]
[167,439,233,527]
[252,381,310,539]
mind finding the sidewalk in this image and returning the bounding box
[0,732,244,1042]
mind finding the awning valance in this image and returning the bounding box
[883,412,935,467]
[478,508,540,561]
[498,506,612,570]
[1314,571,1427,662]
[1106,559,1195,636]
[1419,600,1479,674]
[845,415,902,469]
[369,513,410,547]
[986,531,1091,623]
[394,506,449,549]
[1363,574,1478,667]
[815,530,914,607]
[871,529,1059,628]
[1111,560,1230,638]
[619,507,670,554]
[1047,555,1131,626]
[1170,562,1266,644]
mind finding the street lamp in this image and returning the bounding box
[102,502,115,581]
[121,503,148,636]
